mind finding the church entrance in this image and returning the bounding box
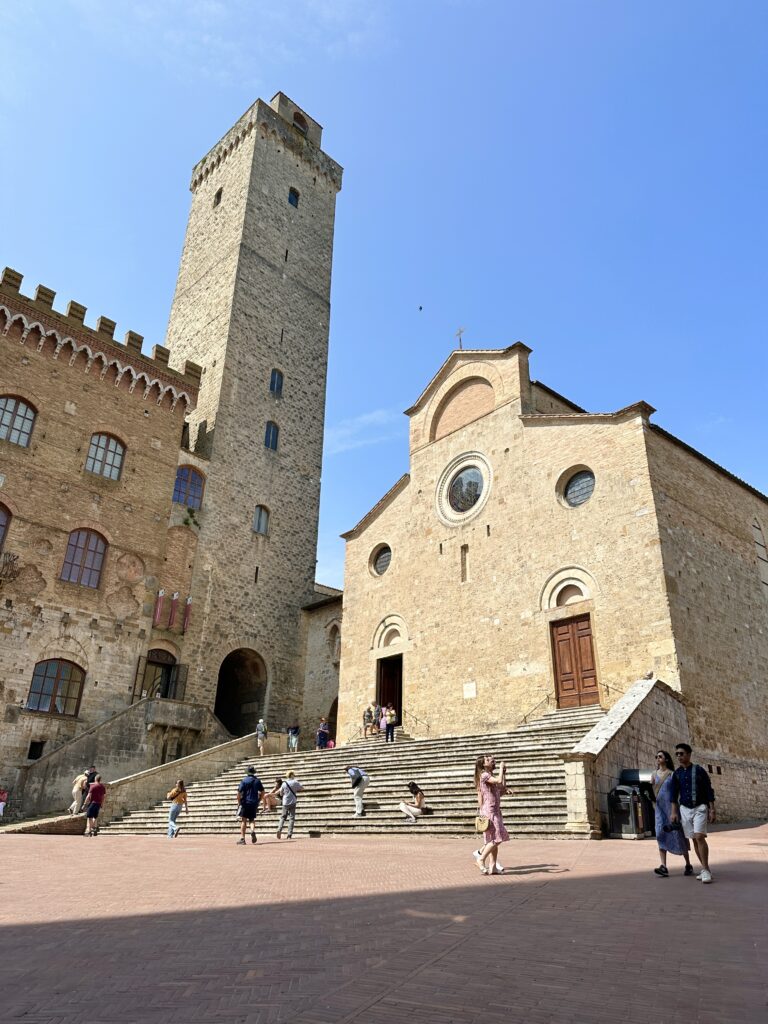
[214,648,267,736]
[377,654,403,719]
[551,615,600,708]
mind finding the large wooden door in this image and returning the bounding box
[551,615,600,708]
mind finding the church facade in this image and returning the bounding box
[336,345,768,818]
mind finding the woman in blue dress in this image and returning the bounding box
[651,750,694,877]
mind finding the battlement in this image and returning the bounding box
[0,267,202,408]
[189,93,343,194]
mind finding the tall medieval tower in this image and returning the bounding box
[165,93,343,733]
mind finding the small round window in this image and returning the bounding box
[372,545,392,576]
[563,469,595,507]
[448,467,483,513]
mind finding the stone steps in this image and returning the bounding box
[104,706,604,839]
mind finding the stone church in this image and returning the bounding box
[0,94,341,801]
[336,344,768,819]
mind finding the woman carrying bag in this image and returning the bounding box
[473,755,509,875]
[166,779,188,839]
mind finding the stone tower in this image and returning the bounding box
[165,93,343,733]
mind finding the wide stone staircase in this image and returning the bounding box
[103,706,605,839]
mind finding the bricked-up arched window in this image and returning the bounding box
[0,395,36,448]
[269,369,284,397]
[288,188,300,208]
[264,421,279,451]
[0,504,9,552]
[85,433,125,480]
[27,659,85,716]
[293,112,308,136]
[173,465,205,509]
[60,529,107,589]
[253,505,270,535]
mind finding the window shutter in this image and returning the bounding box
[132,656,147,703]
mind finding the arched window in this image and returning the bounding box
[0,504,9,553]
[60,529,107,589]
[269,369,284,397]
[85,433,125,480]
[293,112,308,136]
[0,395,36,448]
[253,505,270,535]
[173,465,205,509]
[328,624,340,663]
[27,659,85,716]
[265,421,279,451]
[288,187,300,208]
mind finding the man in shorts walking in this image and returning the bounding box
[83,774,106,836]
[236,766,264,845]
[669,743,716,883]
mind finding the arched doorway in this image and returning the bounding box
[144,649,177,699]
[214,648,267,736]
[327,697,338,742]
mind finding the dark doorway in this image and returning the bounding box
[551,615,600,708]
[327,697,338,742]
[214,648,267,736]
[377,654,403,719]
[144,649,176,699]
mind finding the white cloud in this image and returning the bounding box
[324,407,405,456]
[62,0,391,85]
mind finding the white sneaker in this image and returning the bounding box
[700,869,713,884]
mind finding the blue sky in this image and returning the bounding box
[3,1,767,587]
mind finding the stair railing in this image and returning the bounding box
[400,708,430,734]
[518,691,554,726]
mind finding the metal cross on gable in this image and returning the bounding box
[455,326,465,350]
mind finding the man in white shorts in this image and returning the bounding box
[669,743,716,884]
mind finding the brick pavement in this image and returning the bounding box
[1,824,766,1023]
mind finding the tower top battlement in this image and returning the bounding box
[189,93,343,194]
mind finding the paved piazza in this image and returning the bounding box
[2,825,767,1023]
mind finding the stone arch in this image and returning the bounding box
[214,647,268,737]
[539,566,598,612]
[372,613,410,651]
[430,376,496,442]
[38,636,89,673]
[326,619,341,665]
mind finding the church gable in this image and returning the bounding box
[430,376,495,442]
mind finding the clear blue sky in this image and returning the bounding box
[3,2,767,587]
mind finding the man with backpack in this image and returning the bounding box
[236,766,264,845]
[669,742,716,884]
[345,764,369,817]
[276,770,303,840]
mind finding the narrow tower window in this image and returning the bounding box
[460,544,469,583]
[269,369,284,397]
[288,188,300,208]
[213,187,223,208]
[253,505,270,535]
[264,421,279,451]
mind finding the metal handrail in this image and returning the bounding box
[401,707,430,733]
[518,691,554,726]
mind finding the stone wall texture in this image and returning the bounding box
[15,697,230,818]
[337,345,768,823]
[164,94,342,733]
[0,277,198,791]
[299,597,341,747]
[338,347,677,743]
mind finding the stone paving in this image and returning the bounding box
[1,824,766,1023]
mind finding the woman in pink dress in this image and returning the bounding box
[474,754,509,875]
